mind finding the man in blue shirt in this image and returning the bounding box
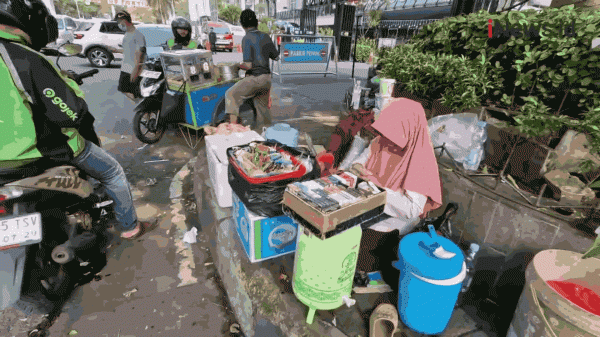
[225,9,279,128]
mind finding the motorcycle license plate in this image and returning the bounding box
[0,213,42,248]
[141,70,161,79]
[217,40,229,44]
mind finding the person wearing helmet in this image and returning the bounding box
[167,17,198,50]
[0,0,153,240]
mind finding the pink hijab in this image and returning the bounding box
[364,98,442,218]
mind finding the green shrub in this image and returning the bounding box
[380,44,503,112]
[384,6,600,151]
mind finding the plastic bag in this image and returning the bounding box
[428,113,487,170]
[227,140,321,217]
[339,135,369,170]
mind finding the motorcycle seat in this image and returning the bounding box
[0,158,64,186]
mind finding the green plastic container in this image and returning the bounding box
[292,225,362,324]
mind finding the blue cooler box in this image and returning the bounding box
[232,192,298,263]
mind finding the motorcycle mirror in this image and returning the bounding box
[57,43,83,57]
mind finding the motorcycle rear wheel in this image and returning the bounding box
[133,110,166,144]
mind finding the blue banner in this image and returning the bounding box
[280,42,329,63]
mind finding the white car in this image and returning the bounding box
[42,15,77,54]
[229,25,246,37]
[73,20,127,68]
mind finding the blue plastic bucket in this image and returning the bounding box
[264,123,299,148]
[392,225,466,335]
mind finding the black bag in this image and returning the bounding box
[160,86,186,124]
[227,140,321,218]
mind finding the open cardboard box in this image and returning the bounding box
[282,175,387,240]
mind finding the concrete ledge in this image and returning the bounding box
[193,148,349,337]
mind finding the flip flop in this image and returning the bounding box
[370,303,399,337]
[121,220,157,240]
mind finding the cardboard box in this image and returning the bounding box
[206,131,264,207]
[233,191,299,263]
[282,182,387,240]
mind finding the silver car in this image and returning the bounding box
[42,15,77,54]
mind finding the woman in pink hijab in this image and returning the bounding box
[349,98,443,280]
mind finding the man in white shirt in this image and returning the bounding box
[115,11,146,102]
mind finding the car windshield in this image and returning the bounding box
[212,27,230,34]
[138,27,174,47]
[78,22,94,31]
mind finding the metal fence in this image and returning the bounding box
[277,9,302,21]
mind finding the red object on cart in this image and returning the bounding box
[329,109,375,168]
[228,147,307,184]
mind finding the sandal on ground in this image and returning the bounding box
[370,303,399,337]
[121,220,156,240]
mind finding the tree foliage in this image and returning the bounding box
[54,0,101,18]
[219,5,241,25]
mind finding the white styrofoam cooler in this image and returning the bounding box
[205,131,265,208]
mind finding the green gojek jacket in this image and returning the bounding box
[0,29,99,170]
[166,38,198,50]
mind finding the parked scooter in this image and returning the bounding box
[133,50,258,144]
[0,44,113,334]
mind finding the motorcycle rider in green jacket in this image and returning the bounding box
[0,0,152,240]
[166,17,198,50]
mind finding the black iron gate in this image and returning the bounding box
[300,9,317,35]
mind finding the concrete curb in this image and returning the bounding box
[193,148,350,337]
[169,157,200,288]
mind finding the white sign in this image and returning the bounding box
[0,213,42,247]
[378,38,397,48]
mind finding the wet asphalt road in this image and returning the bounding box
[0,52,246,337]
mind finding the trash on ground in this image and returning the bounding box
[182,227,198,244]
[144,159,170,164]
[123,288,138,298]
[68,330,78,335]
[146,177,158,186]
[230,323,241,333]
[138,144,148,150]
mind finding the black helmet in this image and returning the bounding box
[0,0,58,51]
[171,17,192,46]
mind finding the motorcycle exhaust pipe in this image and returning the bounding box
[51,232,98,264]
[51,244,75,264]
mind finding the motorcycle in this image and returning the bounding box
[0,44,113,323]
[133,49,258,145]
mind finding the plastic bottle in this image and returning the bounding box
[461,243,480,293]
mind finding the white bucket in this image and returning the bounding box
[380,79,396,97]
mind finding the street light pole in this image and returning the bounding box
[352,14,358,78]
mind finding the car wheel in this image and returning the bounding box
[229,48,233,53]
[87,47,112,68]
